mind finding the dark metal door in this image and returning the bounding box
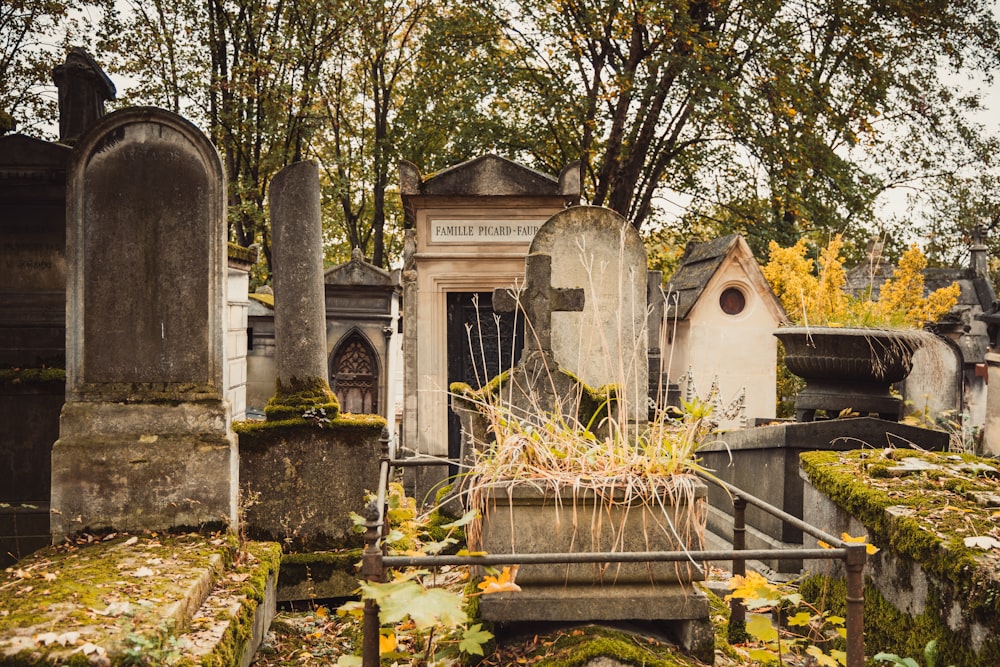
[446,292,523,463]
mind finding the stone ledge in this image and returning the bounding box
[799,448,1000,665]
[0,534,280,666]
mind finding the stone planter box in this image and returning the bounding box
[472,479,713,663]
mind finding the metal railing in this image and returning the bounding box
[360,435,866,666]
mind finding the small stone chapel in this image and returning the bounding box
[662,234,787,426]
[398,155,581,492]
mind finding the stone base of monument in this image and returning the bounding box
[474,483,714,664]
[793,383,904,422]
[276,550,362,602]
[236,418,384,551]
[50,401,238,539]
[0,535,280,666]
[700,417,949,573]
[480,587,714,663]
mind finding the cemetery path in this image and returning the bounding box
[250,605,789,666]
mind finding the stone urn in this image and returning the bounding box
[470,479,714,663]
[775,326,925,422]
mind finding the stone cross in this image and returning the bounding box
[493,253,585,354]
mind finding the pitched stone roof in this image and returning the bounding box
[664,234,742,319]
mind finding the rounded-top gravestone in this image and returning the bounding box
[53,107,237,540]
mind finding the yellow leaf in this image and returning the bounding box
[841,533,879,555]
[314,606,329,619]
[456,549,488,557]
[477,566,521,594]
[379,631,397,654]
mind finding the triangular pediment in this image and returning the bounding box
[666,234,786,322]
[325,249,398,287]
[408,154,561,197]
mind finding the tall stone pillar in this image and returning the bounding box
[266,161,338,420]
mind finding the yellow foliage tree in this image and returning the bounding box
[763,237,960,328]
[762,235,849,325]
[875,245,961,328]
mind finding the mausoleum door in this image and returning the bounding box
[446,292,523,466]
[330,332,379,415]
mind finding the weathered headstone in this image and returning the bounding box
[495,206,648,422]
[51,107,237,539]
[476,207,712,661]
[266,160,338,420]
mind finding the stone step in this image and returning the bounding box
[0,533,280,666]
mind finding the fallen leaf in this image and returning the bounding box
[56,631,80,646]
[77,642,106,656]
[477,566,521,595]
[133,567,154,577]
[379,631,397,654]
[965,535,1000,550]
[93,601,132,617]
[841,533,880,555]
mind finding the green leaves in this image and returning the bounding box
[359,574,466,630]
[459,623,494,656]
[746,614,778,643]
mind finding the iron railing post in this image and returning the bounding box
[845,542,867,667]
[729,494,747,640]
[361,503,384,667]
[378,429,391,545]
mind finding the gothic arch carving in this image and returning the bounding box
[329,330,380,415]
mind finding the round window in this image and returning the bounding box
[719,287,746,315]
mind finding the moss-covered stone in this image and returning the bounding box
[278,550,362,587]
[800,449,1000,666]
[233,413,385,439]
[486,625,704,667]
[264,376,340,422]
[227,242,258,265]
[801,573,1000,666]
[0,534,281,667]
[0,367,66,385]
[238,420,383,551]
